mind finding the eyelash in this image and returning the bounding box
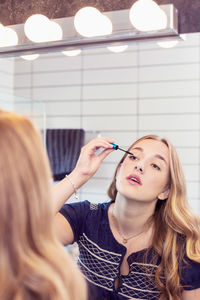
[151,164,161,171]
[129,155,137,160]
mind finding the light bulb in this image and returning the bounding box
[20,54,40,60]
[99,15,113,36]
[157,40,179,48]
[24,14,51,43]
[74,7,112,37]
[0,26,18,47]
[48,21,63,41]
[62,49,82,56]
[107,45,128,53]
[129,0,167,31]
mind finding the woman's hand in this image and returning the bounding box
[71,137,115,185]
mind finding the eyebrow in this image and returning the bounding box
[132,147,167,164]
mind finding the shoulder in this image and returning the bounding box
[84,200,112,222]
[60,200,111,218]
[82,200,112,214]
[59,200,112,242]
[89,201,111,213]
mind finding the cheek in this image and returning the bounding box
[120,159,132,171]
[147,170,169,190]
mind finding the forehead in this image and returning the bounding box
[131,139,169,161]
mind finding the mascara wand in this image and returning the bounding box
[111,143,133,155]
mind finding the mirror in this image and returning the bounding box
[0,30,199,214]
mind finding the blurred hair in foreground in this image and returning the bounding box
[0,110,87,300]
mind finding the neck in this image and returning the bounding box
[112,194,156,237]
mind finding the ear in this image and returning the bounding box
[158,186,170,201]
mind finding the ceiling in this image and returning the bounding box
[0,0,200,33]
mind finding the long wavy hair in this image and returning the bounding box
[0,110,87,300]
[107,135,200,300]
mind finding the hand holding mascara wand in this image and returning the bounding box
[111,143,133,155]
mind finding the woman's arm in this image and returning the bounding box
[53,137,114,244]
[181,288,200,300]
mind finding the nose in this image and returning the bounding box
[134,164,144,174]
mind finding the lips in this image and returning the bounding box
[127,174,142,185]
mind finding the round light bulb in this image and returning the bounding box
[157,40,179,48]
[20,54,40,60]
[107,45,128,53]
[99,15,113,36]
[24,14,51,43]
[74,7,112,37]
[129,0,167,31]
[48,21,63,41]
[0,27,18,47]
[62,49,82,56]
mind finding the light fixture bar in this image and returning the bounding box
[0,4,178,57]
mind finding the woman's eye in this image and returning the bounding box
[129,155,137,160]
[152,163,161,171]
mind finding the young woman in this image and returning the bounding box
[0,110,87,300]
[54,135,200,300]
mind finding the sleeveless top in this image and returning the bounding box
[60,200,200,300]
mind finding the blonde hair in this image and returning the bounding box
[108,135,200,300]
[0,111,87,300]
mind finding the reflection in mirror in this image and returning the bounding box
[0,32,199,214]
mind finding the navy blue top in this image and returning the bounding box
[60,200,200,300]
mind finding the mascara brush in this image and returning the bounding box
[111,143,133,155]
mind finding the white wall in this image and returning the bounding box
[13,33,200,214]
[0,57,15,111]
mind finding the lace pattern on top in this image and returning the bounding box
[78,233,161,299]
[78,233,122,291]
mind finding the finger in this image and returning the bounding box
[100,137,115,144]
[86,139,115,154]
[89,137,115,147]
[97,148,114,162]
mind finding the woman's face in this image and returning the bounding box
[116,139,170,202]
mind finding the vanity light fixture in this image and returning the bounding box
[0,5,179,58]
[129,0,167,31]
[74,7,112,37]
[24,14,63,43]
